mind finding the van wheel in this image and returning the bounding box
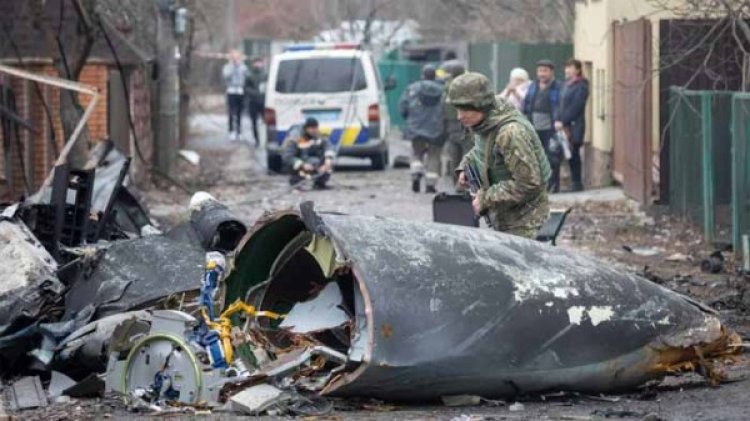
[267,154,283,174]
[370,149,388,171]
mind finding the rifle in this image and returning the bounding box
[464,162,494,228]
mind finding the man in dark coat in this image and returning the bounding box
[557,58,590,192]
[522,59,562,192]
[245,57,267,147]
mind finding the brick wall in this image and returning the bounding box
[0,63,112,200]
[78,64,109,141]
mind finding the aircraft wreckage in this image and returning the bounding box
[100,203,740,411]
[110,202,732,404]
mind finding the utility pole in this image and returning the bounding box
[226,0,236,48]
[155,0,180,177]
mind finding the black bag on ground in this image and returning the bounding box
[432,192,478,228]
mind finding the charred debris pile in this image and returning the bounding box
[0,157,743,415]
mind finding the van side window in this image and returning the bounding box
[276,58,367,93]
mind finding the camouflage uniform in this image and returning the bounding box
[448,72,551,238]
[438,60,473,186]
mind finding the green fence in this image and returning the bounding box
[378,59,427,127]
[669,88,749,252]
[732,94,750,251]
[468,42,572,91]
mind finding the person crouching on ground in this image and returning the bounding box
[283,118,334,189]
[449,72,551,238]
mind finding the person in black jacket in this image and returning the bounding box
[283,118,334,189]
[244,57,267,147]
[522,59,562,192]
[556,58,590,192]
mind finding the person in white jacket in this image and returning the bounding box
[222,50,249,141]
[499,67,530,111]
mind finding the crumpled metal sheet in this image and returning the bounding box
[316,214,735,399]
[54,310,151,379]
[237,210,738,401]
[63,236,204,320]
[0,219,63,335]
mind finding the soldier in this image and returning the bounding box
[399,64,445,193]
[448,72,551,238]
[437,59,473,188]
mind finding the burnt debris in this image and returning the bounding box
[0,191,742,416]
[0,143,247,394]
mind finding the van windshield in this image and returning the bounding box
[275,57,367,93]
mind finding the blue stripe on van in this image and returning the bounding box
[275,127,370,146]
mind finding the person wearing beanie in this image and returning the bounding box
[283,117,335,189]
[499,67,531,111]
[398,64,445,193]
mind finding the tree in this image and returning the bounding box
[648,0,750,90]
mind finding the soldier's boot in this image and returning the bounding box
[425,172,439,194]
[412,174,422,193]
[410,161,425,193]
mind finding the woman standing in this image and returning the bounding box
[556,58,589,192]
[499,67,530,111]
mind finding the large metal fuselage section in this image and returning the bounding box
[229,211,729,401]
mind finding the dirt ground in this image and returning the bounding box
[12,112,750,420]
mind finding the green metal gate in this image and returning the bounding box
[732,94,750,252]
[669,88,748,252]
[378,59,430,128]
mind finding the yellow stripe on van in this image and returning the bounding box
[340,126,361,147]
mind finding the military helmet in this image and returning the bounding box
[439,59,466,79]
[447,72,495,110]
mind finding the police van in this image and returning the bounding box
[264,43,393,172]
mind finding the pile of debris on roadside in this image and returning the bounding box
[1,148,745,416]
[0,142,249,413]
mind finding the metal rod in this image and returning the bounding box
[700,93,715,242]
[56,93,99,167]
[743,234,750,273]
[0,63,101,201]
[0,63,99,96]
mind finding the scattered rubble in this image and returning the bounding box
[0,142,250,414]
[0,167,745,418]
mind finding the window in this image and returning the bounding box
[275,58,367,93]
